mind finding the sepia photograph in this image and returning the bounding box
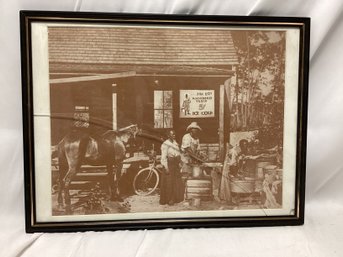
[21,12,309,231]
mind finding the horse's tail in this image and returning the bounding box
[78,136,90,167]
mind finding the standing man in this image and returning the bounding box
[181,122,202,175]
[160,130,184,205]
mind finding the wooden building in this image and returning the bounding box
[48,26,238,161]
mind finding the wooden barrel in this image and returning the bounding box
[186,179,212,200]
[255,161,272,192]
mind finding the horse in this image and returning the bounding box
[56,124,139,214]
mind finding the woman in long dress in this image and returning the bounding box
[160,130,184,205]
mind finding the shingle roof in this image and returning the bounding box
[48,26,238,74]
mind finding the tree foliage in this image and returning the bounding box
[230,30,285,148]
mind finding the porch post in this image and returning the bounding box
[219,84,225,160]
[112,83,117,130]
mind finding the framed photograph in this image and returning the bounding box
[21,11,309,232]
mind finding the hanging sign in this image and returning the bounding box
[180,90,215,118]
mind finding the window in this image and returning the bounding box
[73,105,90,128]
[154,90,173,128]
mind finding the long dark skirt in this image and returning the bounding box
[160,156,184,205]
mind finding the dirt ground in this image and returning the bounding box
[52,189,263,216]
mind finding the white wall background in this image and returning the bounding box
[1,0,343,256]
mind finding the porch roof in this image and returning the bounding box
[48,26,238,75]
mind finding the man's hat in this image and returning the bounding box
[186,122,202,131]
[118,124,137,132]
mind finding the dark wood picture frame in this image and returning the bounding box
[20,10,309,233]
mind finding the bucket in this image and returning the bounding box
[191,198,201,207]
[192,165,203,178]
[256,161,272,180]
[230,180,255,194]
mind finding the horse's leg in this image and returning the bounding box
[63,167,78,214]
[63,140,85,214]
[106,163,115,200]
[57,148,68,210]
[64,156,85,214]
[57,179,64,208]
[107,163,115,200]
[115,162,124,201]
[107,161,123,202]
[58,167,66,210]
